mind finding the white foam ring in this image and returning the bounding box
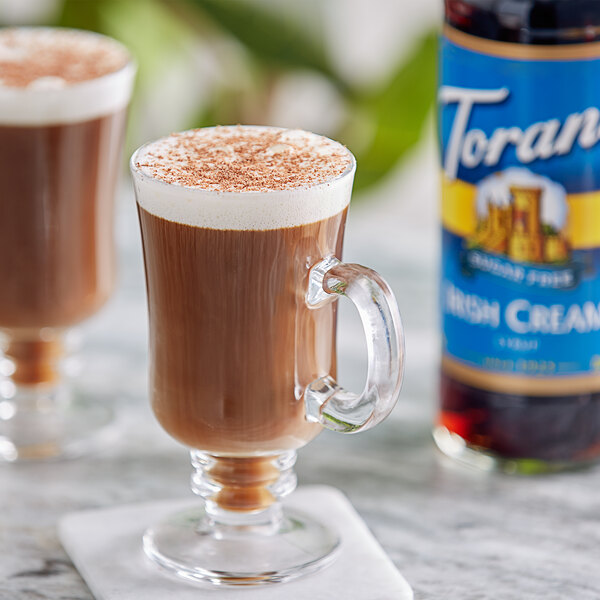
[0,29,135,125]
[131,128,356,231]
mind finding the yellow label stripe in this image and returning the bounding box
[565,192,600,249]
[441,174,600,249]
[440,176,477,239]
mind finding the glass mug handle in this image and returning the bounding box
[305,256,405,433]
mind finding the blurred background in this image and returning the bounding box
[7,7,600,599]
[0,0,438,193]
[0,0,441,435]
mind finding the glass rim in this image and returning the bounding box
[129,125,357,198]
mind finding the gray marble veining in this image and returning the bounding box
[3,156,599,599]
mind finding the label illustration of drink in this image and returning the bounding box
[437,15,600,471]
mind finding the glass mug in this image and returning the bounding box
[131,126,404,585]
[0,28,135,461]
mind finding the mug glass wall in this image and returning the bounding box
[0,28,135,461]
[131,126,404,585]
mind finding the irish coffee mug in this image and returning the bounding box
[131,126,404,585]
[0,28,135,461]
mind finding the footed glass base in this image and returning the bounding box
[143,503,340,586]
[0,386,114,462]
[0,327,115,462]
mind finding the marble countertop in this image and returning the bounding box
[2,149,599,600]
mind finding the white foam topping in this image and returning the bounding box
[131,126,356,231]
[0,28,135,125]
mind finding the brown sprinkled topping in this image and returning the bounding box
[0,28,129,88]
[135,126,353,193]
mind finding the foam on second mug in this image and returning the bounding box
[132,126,356,231]
[0,28,135,125]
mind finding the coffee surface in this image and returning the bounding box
[132,127,355,230]
[0,28,129,88]
[0,28,135,126]
[134,126,352,192]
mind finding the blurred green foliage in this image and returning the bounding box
[53,0,435,193]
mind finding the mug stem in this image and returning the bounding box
[190,450,297,518]
[0,327,112,461]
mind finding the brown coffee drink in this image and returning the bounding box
[132,127,354,459]
[0,28,134,386]
[0,113,126,332]
[138,204,347,454]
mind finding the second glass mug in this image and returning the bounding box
[0,28,135,461]
[131,126,404,585]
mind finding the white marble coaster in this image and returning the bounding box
[59,485,413,600]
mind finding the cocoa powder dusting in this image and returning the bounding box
[136,127,353,193]
[0,28,128,88]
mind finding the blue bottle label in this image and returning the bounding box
[439,27,600,395]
